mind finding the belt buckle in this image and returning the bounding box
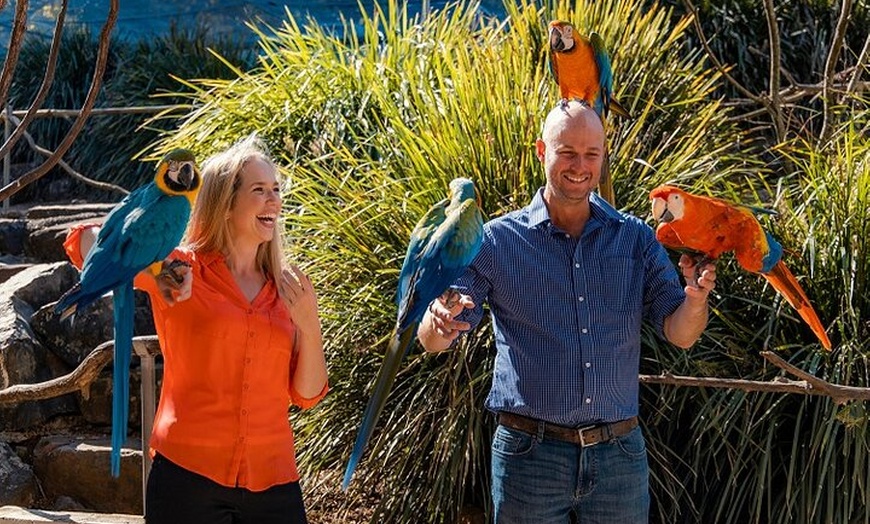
[576,424,597,447]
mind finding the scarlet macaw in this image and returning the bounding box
[650,185,831,350]
[548,21,631,205]
[55,149,201,476]
[342,177,484,490]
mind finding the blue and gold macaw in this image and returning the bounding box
[55,149,200,476]
[342,177,484,490]
[548,21,631,205]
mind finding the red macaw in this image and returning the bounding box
[650,185,831,350]
[548,21,631,205]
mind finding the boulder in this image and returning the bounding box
[0,442,38,507]
[0,219,26,257]
[33,436,143,515]
[31,292,156,369]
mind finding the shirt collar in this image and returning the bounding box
[526,187,626,229]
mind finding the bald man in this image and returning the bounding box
[418,101,715,523]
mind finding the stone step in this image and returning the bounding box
[0,506,142,523]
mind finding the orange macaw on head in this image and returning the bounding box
[650,184,832,351]
[547,21,631,206]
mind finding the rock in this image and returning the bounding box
[78,369,144,430]
[0,263,81,430]
[25,204,115,222]
[31,292,156,369]
[0,296,77,431]
[0,442,38,507]
[0,264,33,286]
[33,436,143,515]
[0,219,26,257]
[3,263,78,313]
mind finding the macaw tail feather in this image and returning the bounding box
[598,150,615,205]
[342,325,417,491]
[609,97,632,119]
[110,282,134,477]
[763,261,832,350]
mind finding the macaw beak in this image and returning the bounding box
[178,162,194,189]
[549,26,565,52]
[651,197,674,223]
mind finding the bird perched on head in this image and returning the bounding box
[548,21,630,120]
[548,21,631,205]
[342,177,484,490]
[649,185,831,350]
[55,148,201,476]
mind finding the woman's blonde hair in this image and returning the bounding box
[186,134,285,285]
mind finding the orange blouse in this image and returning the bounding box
[136,248,328,491]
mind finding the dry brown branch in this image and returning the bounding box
[0,340,113,405]
[821,0,853,141]
[762,0,784,140]
[0,0,68,161]
[640,351,870,404]
[7,113,129,195]
[0,0,118,204]
[847,34,870,99]
[0,0,29,110]
[0,336,161,406]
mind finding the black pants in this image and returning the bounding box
[145,453,308,524]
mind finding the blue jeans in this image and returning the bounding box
[491,422,649,523]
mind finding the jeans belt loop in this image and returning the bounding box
[536,420,546,442]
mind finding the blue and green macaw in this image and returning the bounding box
[341,177,484,490]
[55,149,200,476]
[548,21,631,205]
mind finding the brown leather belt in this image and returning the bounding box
[498,412,638,447]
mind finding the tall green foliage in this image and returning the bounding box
[150,0,867,522]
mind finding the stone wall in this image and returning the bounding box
[0,203,155,515]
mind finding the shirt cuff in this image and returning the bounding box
[289,382,329,410]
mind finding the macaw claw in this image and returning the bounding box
[160,259,191,284]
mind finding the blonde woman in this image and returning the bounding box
[66,135,328,523]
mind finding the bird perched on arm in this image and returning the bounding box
[54,149,201,476]
[342,177,484,490]
[548,21,631,205]
[649,184,832,350]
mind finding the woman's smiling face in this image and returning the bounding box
[228,157,282,247]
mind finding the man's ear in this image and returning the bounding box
[535,139,545,162]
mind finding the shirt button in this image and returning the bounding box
[239,436,245,442]
[248,332,255,338]
[585,362,591,368]
[574,263,580,268]
[585,398,591,404]
[578,296,584,302]
[242,409,248,415]
[243,383,250,390]
[245,358,252,364]
[581,328,588,334]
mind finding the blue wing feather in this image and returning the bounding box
[590,32,614,118]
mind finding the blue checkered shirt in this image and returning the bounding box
[454,188,685,427]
